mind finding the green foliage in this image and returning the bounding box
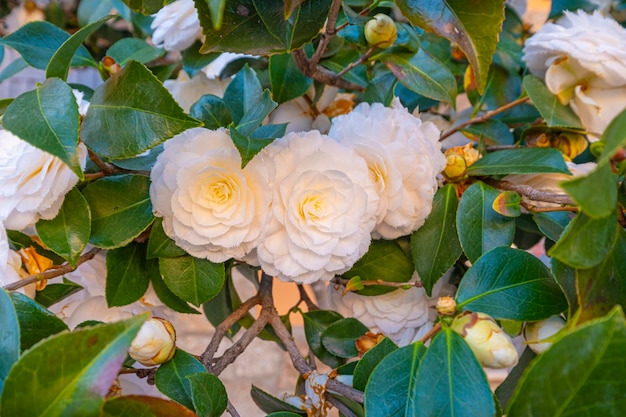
[523,75,583,129]
[302,310,345,368]
[105,242,151,307]
[250,385,306,415]
[466,148,570,176]
[321,318,369,358]
[186,373,228,417]
[101,395,199,417]
[106,38,166,67]
[159,255,225,307]
[34,279,83,308]
[9,292,69,351]
[269,53,313,103]
[0,290,19,393]
[353,337,398,391]
[155,350,206,411]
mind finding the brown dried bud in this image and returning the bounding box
[436,296,457,316]
[356,331,386,356]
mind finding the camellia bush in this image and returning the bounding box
[0,0,625,416]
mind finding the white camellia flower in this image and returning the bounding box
[523,10,626,140]
[150,127,272,263]
[0,129,87,231]
[255,131,378,284]
[164,70,230,112]
[0,223,34,297]
[151,0,202,51]
[128,317,177,366]
[328,99,446,239]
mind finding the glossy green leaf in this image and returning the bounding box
[353,337,398,391]
[550,259,579,316]
[364,342,426,417]
[363,72,397,106]
[155,350,206,411]
[106,38,166,67]
[507,307,626,416]
[159,255,225,307]
[147,218,186,259]
[413,329,495,417]
[223,65,271,125]
[598,107,626,165]
[269,53,312,103]
[189,95,233,130]
[101,395,199,417]
[533,211,572,242]
[302,310,345,368]
[456,247,568,320]
[467,148,570,176]
[492,191,521,218]
[3,78,84,178]
[186,372,228,417]
[182,46,220,78]
[6,230,65,264]
[46,15,112,80]
[250,385,306,415]
[111,144,163,171]
[34,278,83,308]
[411,184,462,295]
[36,188,91,268]
[0,315,147,417]
[82,174,154,249]
[202,274,242,336]
[456,181,516,263]
[0,289,19,393]
[9,292,69,351]
[81,61,202,159]
[0,21,95,69]
[561,162,617,219]
[548,211,618,269]
[523,75,583,129]
[396,0,504,94]
[148,259,198,314]
[105,242,150,307]
[0,57,28,85]
[123,0,169,15]
[229,126,274,168]
[321,318,369,358]
[381,50,457,105]
[461,120,514,146]
[206,0,226,29]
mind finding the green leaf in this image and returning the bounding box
[147,218,186,259]
[123,0,169,15]
[321,318,369,358]
[381,50,457,105]
[82,174,154,249]
[106,38,166,67]
[186,372,228,417]
[250,385,306,416]
[77,0,114,25]
[223,65,271,125]
[507,307,626,416]
[105,242,150,307]
[492,191,521,218]
[523,75,584,129]
[36,188,91,268]
[533,211,571,242]
[598,107,626,165]
[0,315,147,417]
[364,343,426,417]
[561,162,617,219]
[0,57,28,84]
[0,21,95,69]
[0,289,19,393]
[229,126,274,168]
[456,181,516,263]
[269,53,312,103]
[396,0,504,94]
[549,0,597,19]
[101,395,199,417]
[411,184,462,296]
[3,78,84,178]
[461,120,514,146]
[46,15,112,80]
[159,255,225,307]
[182,46,220,78]
[363,72,397,107]
[189,95,233,130]
[343,239,414,296]
[148,259,199,314]
[455,247,568,321]
[413,329,495,417]
[9,292,69,351]
[81,61,202,159]
[206,0,227,30]
[155,350,206,411]
[467,148,570,176]
[202,274,242,336]
[34,278,83,308]
[548,211,618,269]
[550,259,579,316]
[302,310,345,368]
[353,337,398,391]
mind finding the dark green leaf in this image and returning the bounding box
[495,348,537,410]
[3,78,84,178]
[302,310,345,368]
[105,242,150,307]
[147,218,186,259]
[523,75,583,129]
[36,188,91,267]
[159,255,225,307]
[155,349,206,411]
[189,95,233,130]
[321,318,369,358]
[353,337,398,391]
[250,123,287,142]
[0,289,19,393]
[106,38,166,67]
[111,144,163,171]
[123,0,169,14]
[550,259,579,316]
[229,126,274,168]
[0,57,28,84]
[456,181,516,263]
[0,315,147,417]
[34,278,83,308]
[269,53,312,103]
[549,0,597,19]
[9,292,69,351]
[207,0,227,30]
[456,246,568,321]
[461,120,514,146]
[149,259,199,314]
[223,65,267,124]
[186,372,228,417]
[533,211,571,242]
[82,174,154,249]
[364,342,426,417]
[102,395,199,417]
[202,275,242,337]
[182,45,220,78]
[363,72,397,106]
[411,184,462,295]
[507,307,626,416]
[81,61,202,159]
[561,162,617,219]
[250,385,306,415]
[467,148,570,176]
[598,107,626,165]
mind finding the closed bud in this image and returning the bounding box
[128,317,176,366]
[451,312,518,369]
[523,315,566,354]
[436,296,457,316]
[552,132,588,161]
[364,14,397,48]
[443,143,480,182]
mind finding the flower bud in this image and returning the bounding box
[443,143,480,182]
[364,14,397,48]
[436,296,457,316]
[128,317,176,366]
[450,312,518,369]
[523,315,566,354]
[356,331,385,356]
[551,132,588,161]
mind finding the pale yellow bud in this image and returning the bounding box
[451,312,518,369]
[128,317,176,366]
[436,296,457,316]
[552,132,588,161]
[523,315,566,354]
[364,14,398,48]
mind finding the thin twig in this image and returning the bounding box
[440,96,530,141]
[486,179,576,206]
[485,145,522,151]
[2,247,102,291]
[309,0,344,68]
[332,276,422,289]
[520,202,578,213]
[88,149,116,174]
[292,49,366,92]
[336,47,374,78]
[419,322,442,344]
[227,399,241,417]
[326,380,364,404]
[297,285,319,311]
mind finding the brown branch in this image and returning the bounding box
[297,285,320,311]
[336,47,374,78]
[326,380,364,404]
[325,394,358,417]
[292,49,366,92]
[521,201,578,213]
[332,276,422,289]
[440,96,530,141]
[309,0,344,68]
[88,149,116,174]
[227,399,241,417]
[419,322,442,344]
[3,247,102,291]
[485,179,576,206]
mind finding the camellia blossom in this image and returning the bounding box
[0,224,34,298]
[150,127,272,262]
[328,99,446,239]
[523,10,626,140]
[255,131,378,284]
[150,0,202,51]
[0,129,87,231]
[164,70,230,112]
